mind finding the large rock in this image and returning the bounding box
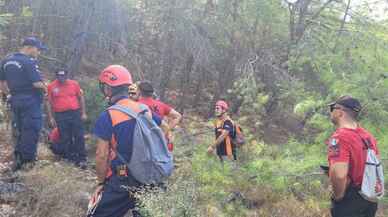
[0,181,26,202]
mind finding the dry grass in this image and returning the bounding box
[10,162,95,217]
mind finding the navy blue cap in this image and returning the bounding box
[329,96,362,113]
[22,37,48,51]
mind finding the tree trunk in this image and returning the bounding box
[178,53,194,112]
[332,0,352,52]
[66,0,95,78]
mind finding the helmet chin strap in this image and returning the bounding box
[99,82,113,103]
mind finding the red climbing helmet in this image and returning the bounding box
[99,65,133,87]
[215,100,229,110]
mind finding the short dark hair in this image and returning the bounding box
[138,81,154,97]
[111,85,129,97]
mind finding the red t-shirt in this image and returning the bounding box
[138,97,172,118]
[326,127,379,187]
[47,79,82,112]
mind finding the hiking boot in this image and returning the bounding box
[132,210,143,217]
[11,161,22,172]
[76,161,88,170]
[21,161,36,171]
[11,153,23,172]
[11,160,35,172]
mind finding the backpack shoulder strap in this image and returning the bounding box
[215,118,235,132]
[108,104,138,119]
[220,117,233,126]
[139,103,148,111]
[354,132,371,150]
[221,118,237,137]
[138,103,151,115]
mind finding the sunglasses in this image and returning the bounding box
[329,104,343,112]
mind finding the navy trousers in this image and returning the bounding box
[88,175,142,217]
[54,110,86,163]
[10,95,42,162]
[331,187,378,217]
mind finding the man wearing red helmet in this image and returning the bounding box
[88,65,146,217]
[207,100,237,162]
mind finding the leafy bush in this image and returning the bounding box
[78,79,105,132]
[137,121,334,217]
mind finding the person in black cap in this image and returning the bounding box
[138,81,182,151]
[46,69,88,168]
[0,36,48,171]
[138,81,181,128]
[326,96,380,217]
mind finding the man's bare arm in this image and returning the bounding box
[166,109,182,129]
[95,138,110,184]
[329,162,349,200]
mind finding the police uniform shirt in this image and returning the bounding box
[0,53,42,97]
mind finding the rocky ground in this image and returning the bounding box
[0,121,96,217]
[0,125,15,217]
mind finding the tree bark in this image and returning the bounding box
[66,0,95,78]
[178,53,194,112]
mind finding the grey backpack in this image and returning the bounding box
[108,104,174,185]
[359,137,384,202]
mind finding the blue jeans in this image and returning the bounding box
[10,95,42,162]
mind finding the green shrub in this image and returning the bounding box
[79,80,105,132]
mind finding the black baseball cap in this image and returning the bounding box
[138,80,154,93]
[22,37,48,51]
[329,96,362,113]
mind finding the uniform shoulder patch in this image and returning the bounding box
[328,137,340,157]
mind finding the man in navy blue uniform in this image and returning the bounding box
[0,37,47,171]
